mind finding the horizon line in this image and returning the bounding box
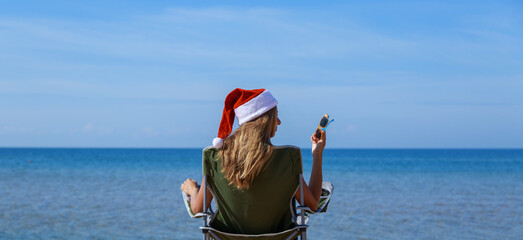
[1,146,522,150]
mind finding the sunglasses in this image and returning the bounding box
[315,114,334,139]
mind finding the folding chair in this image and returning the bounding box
[182,147,333,240]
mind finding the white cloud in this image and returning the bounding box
[80,123,113,136]
[0,126,34,135]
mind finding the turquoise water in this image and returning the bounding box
[1,148,522,239]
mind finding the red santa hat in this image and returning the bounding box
[212,88,278,148]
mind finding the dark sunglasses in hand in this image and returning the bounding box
[314,114,334,139]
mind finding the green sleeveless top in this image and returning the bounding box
[203,146,303,234]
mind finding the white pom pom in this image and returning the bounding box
[212,137,224,148]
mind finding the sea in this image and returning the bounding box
[0,148,522,240]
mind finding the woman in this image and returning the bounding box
[181,88,325,234]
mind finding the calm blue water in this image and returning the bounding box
[1,148,522,240]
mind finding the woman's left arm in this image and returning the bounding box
[294,130,326,211]
[181,178,213,214]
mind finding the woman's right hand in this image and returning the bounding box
[181,178,200,197]
[311,130,326,157]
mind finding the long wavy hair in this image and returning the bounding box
[218,107,277,189]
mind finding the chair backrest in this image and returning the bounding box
[201,146,305,236]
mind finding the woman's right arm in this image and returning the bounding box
[181,177,213,214]
[294,130,326,211]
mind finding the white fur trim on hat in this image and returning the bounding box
[212,137,224,148]
[234,90,278,125]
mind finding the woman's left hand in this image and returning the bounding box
[181,178,200,197]
[311,130,326,157]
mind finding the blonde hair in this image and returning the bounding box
[218,107,277,189]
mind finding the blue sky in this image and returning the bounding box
[0,0,522,148]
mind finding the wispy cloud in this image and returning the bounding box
[2,5,521,88]
[79,123,113,136]
[0,7,418,80]
[0,126,33,135]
